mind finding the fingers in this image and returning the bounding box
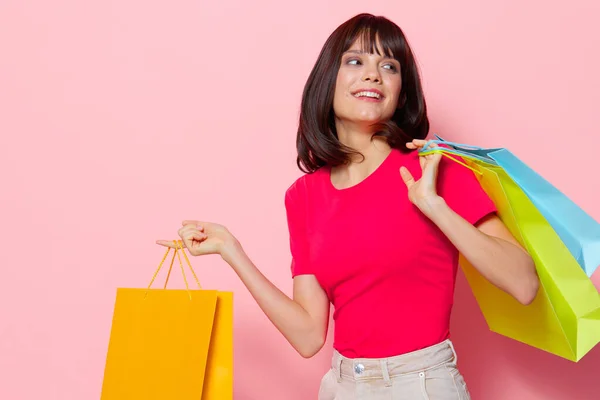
[406,139,436,150]
[179,222,208,251]
[178,225,207,241]
[405,139,424,149]
[399,166,415,187]
[157,233,205,247]
[182,220,204,231]
[157,220,209,254]
[157,228,206,248]
[182,231,207,241]
[155,239,189,249]
[156,240,180,248]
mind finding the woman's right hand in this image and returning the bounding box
[156,220,238,258]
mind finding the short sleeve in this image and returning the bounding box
[284,181,312,277]
[437,156,497,225]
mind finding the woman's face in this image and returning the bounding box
[332,39,402,127]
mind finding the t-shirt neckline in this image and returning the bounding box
[327,149,396,193]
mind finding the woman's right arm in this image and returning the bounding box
[158,220,330,358]
[222,240,330,358]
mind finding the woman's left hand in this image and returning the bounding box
[400,139,443,211]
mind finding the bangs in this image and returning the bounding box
[343,17,406,62]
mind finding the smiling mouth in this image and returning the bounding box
[353,91,383,100]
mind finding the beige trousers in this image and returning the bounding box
[318,340,470,400]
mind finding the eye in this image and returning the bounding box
[346,58,362,66]
[382,63,398,72]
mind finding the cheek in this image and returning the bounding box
[333,74,353,107]
[387,78,402,107]
[334,73,350,94]
[332,85,344,111]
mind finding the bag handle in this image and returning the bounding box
[419,143,484,176]
[144,240,202,300]
[423,134,486,151]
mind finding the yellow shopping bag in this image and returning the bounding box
[101,241,233,399]
[421,146,600,362]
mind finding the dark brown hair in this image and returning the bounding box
[296,13,429,173]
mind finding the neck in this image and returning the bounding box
[330,121,392,188]
[335,120,391,164]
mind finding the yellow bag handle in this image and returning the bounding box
[145,240,202,300]
[419,147,483,176]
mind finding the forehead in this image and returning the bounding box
[346,34,395,59]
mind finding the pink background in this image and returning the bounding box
[1,1,599,399]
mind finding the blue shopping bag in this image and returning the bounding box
[420,135,600,278]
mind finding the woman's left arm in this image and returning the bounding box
[418,196,538,305]
[400,139,539,306]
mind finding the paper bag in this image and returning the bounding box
[101,242,233,398]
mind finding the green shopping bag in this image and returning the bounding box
[420,142,600,361]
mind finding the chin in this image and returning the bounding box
[354,108,395,122]
[354,113,389,125]
[335,108,394,127]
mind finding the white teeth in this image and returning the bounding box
[354,91,381,99]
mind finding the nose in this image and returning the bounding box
[362,63,381,83]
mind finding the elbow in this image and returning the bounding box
[298,348,319,359]
[516,288,537,306]
[296,335,326,359]
[515,263,540,306]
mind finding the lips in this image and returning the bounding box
[352,89,384,100]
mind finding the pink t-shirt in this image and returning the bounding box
[284,148,496,358]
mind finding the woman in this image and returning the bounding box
[157,13,539,399]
